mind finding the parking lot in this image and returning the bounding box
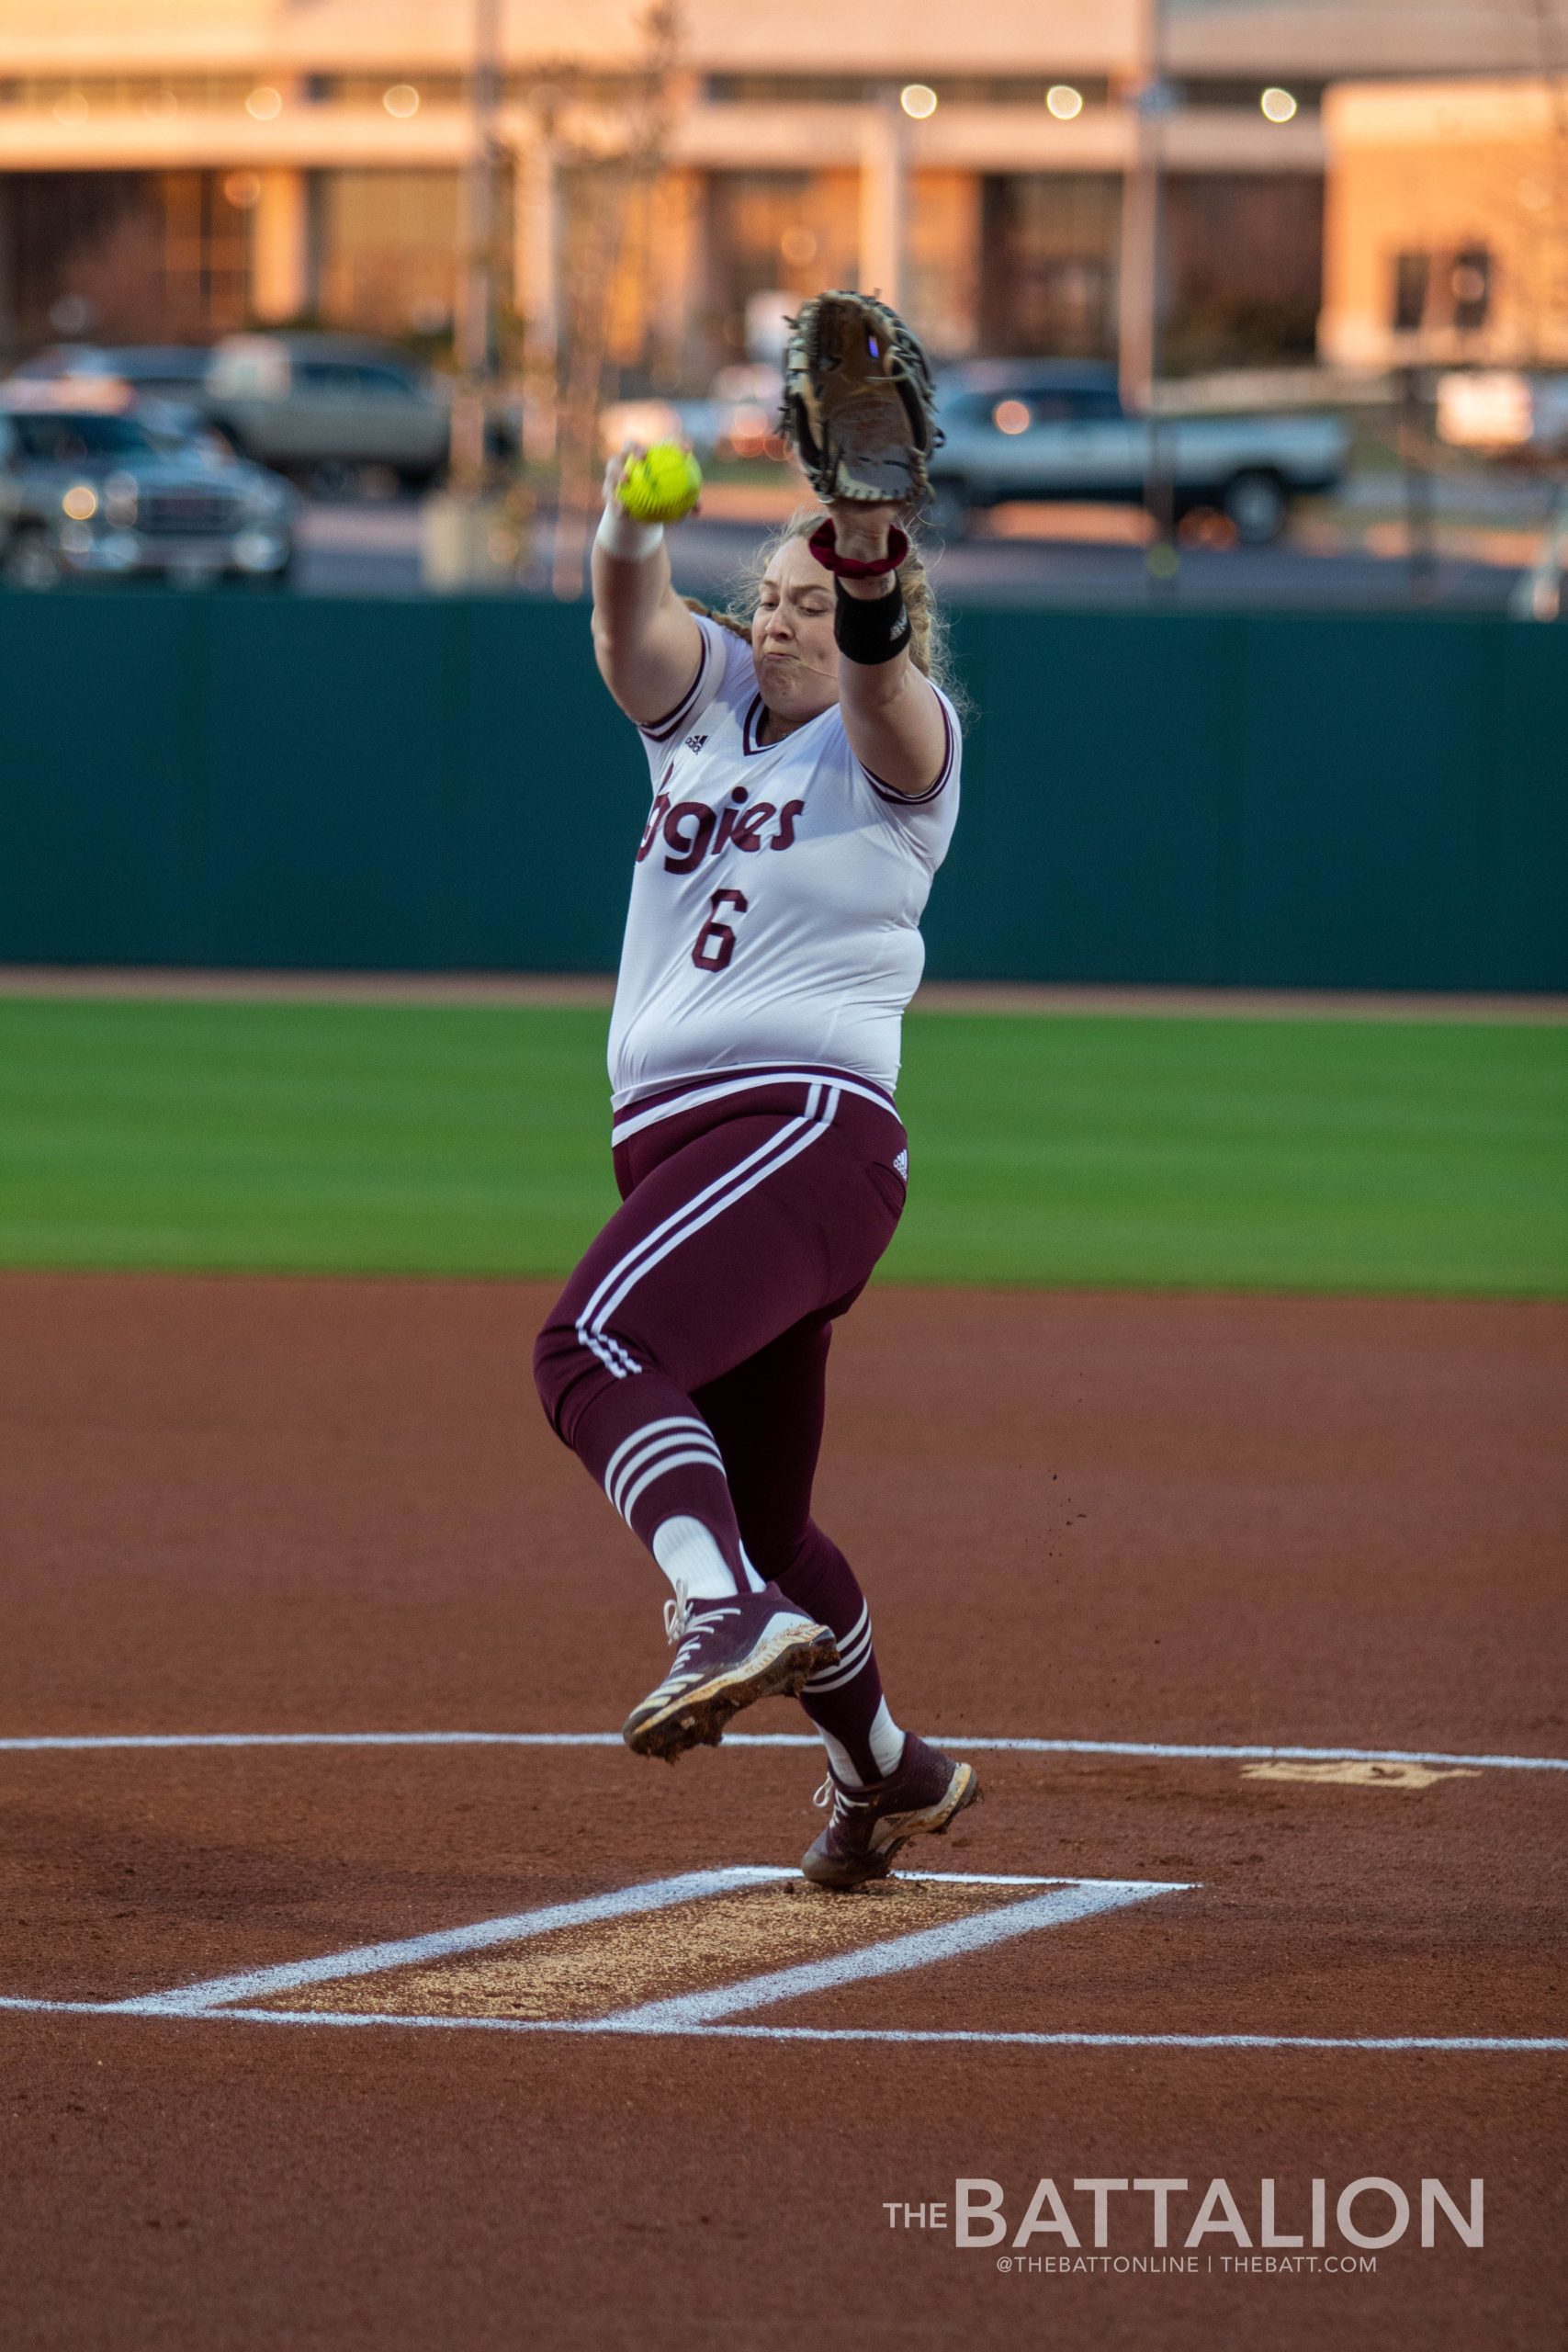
[289,496,1535,610]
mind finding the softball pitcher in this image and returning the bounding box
[535,293,980,1887]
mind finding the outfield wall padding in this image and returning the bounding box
[2,594,1563,989]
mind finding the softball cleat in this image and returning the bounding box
[622,1580,839,1762]
[801,1734,981,1889]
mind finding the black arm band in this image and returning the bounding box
[834,575,911,666]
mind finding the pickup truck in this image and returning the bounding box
[926,362,1348,543]
[0,399,295,589]
[203,333,453,492]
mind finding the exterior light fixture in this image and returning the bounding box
[245,85,284,120]
[384,84,421,118]
[1046,85,1084,119]
[899,85,938,120]
[1260,86,1297,122]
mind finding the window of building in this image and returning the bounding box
[1389,245,1493,336]
[979,175,1120,356]
[0,170,250,347]
[1162,174,1323,368]
[315,171,460,337]
[705,171,859,357]
[1392,251,1431,333]
[1450,246,1492,333]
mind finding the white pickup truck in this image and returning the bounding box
[926,362,1348,544]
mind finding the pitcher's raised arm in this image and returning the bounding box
[591,447,705,729]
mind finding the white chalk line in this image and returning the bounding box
[1,1730,1563,1773]
[106,1866,790,2017]
[2,1857,1562,2054]
[4,1860,1562,2059]
[593,1881,1185,2032]
[118,1868,1170,2018]
[0,2000,1559,2054]
[1,1867,1180,2032]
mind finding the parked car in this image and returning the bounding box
[0,346,276,469]
[0,401,295,589]
[128,394,241,464]
[6,343,216,402]
[203,334,452,491]
[925,362,1348,542]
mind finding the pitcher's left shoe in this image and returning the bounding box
[801,1733,981,1888]
[622,1581,838,1762]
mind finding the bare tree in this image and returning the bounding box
[1510,0,1568,612]
[546,3,683,599]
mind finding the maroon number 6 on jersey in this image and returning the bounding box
[691,888,750,972]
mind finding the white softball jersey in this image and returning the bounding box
[607,615,961,1108]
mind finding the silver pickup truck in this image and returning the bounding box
[927,362,1348,543]
[0,401,295,589]
[204,333,453,492]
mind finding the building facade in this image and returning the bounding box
[1320,77,1568,368]
[0,0,1551,380]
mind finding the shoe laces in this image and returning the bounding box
[661,1580,740,1669]
[813,1773,872,1820]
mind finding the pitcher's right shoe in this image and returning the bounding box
[622,1581,839,1762]
[801,1733,981,1888]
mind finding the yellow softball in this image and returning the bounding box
[618,442,703,526]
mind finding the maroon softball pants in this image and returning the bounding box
[533,1068,909,1781]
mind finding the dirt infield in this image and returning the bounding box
[1,1272,1564,2349]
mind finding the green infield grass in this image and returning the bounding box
[1,996,1563,1295]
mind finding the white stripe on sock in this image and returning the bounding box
[605,1419,721,1518]
[737,1544,768,1597]
[805,1643,872,1693]
[619,1448,727,1524]
[818,1727,862,1785]
[807,1601,867,1668]
[805,1608,874,1693]
[815,1700,905,1790]
[868,1699,906,1777]
[604,1417,714,1511]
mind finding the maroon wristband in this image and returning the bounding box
[807,519,909,578]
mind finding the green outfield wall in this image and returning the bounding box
[2,594,1563,989]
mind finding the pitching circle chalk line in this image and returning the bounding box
[0,1730,1563,1771]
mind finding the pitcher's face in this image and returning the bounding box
[752,536,840,729]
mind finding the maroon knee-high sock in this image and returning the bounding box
[570,1377,756,1596]
[772,1523,905,1784]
